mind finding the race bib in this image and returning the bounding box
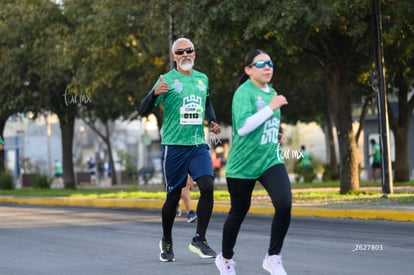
[180,106,203,125]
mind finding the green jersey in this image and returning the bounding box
[372,143,381,164]
[226,80,284,179]
[299,150,312,167]
[54,161,63,174]
[153,69,209,145]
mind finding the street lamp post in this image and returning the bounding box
[372,0,393,196]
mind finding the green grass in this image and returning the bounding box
[0,180,413,206]
[290,180,414,189]
[0,188,166,199]
[292,190,414,205]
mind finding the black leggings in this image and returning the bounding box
[221,164,292,259]
[162,175,214,242]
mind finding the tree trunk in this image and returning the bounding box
[49,83,78,189]
[393,126,409,182]
[336,124,360,193]
[324,89,339,180]
[388,69,413,182]
[60,119,76,189]
[0,118,6,174]
[169,13,175,69]
[84,120,119,185]
[104,122,118,185]
[355,95,373,143]
[330,74,360,194]
[389,98,410,182]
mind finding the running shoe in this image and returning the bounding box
[187,210,197,223]
[262,253,287,275]
[159,238,175,262]
[188,236,217,258]
[215,252,236,275]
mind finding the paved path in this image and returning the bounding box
[1,205,413,275]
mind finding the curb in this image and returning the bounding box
[1,196,414,222]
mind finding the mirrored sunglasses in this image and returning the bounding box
[248,60,274,69]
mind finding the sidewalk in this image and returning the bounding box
[1,192,413,222]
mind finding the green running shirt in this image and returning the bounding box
[372,143,381,164]
[153,69,209,146]
[226,79,284,179]
[54,162,63,174]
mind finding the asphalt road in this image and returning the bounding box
[0,204,413,275]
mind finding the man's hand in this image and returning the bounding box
[153,75,169,96]
[210,121,221,134]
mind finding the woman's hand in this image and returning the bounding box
[269,94,288,111]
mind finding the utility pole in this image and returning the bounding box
[372,0,393,196]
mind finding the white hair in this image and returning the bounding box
[171,37,194,53]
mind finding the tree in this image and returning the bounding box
[184,0,373,193]
[2,0,412,188]
[29,0,78,189]
[381,0,414,182]
[64,0,171,183]
[0,1,36,173]
[0,0,79,188]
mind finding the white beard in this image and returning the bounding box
[178,58,194,71]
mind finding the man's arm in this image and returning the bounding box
[205,96,217,123]
[205,96,221,134]
[139,91,158,117]
[140,75,169,116]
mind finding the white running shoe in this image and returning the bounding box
[262,253,287,275]
[215,252,236,275]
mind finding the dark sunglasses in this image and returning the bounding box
[248,60,274,69]
[174,47,194,55]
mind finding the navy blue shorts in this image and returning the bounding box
[161,144,213,193]
[372,162,381,169]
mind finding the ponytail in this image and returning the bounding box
[236,49,266,88]
[237,73,249,87]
